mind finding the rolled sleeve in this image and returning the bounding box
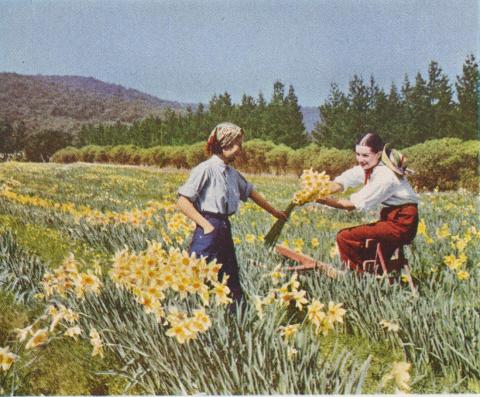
[178,165,208,202]
[237,172,254,201]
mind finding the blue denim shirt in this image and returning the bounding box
[178,155,254,215]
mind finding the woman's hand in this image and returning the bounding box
[316,197,329,205]
[271,208,288,220]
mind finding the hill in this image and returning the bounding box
[0,73,192,134]
[0,73,319,135]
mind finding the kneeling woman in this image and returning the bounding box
[317,132,419,272]
[177,122,286,304]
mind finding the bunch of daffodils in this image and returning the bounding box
[292,169,333,205]
[265,169,333,247]
[39,254,102,300]
[110,240,231,343]
[307,300,346,336]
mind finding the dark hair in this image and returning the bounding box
[355,132,385,153]
[209,141,223,155]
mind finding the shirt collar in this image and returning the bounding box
[210,154,227,171]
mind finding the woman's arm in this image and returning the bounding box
[176,195,215,234]
[249,190,288,220]
[316,197,356,211]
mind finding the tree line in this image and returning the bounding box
[314,55,478,148]
[0,54,477,161]
[76,80,308,149]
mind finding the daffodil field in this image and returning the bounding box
[0,161,478,394]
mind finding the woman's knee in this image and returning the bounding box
[336,229,350,245]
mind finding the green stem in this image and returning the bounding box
[264,202,297,248]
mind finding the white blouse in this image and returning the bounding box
[334,163,418,211]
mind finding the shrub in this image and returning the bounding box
[266,144,293,175]
[108,144,139,164]
[403,138,479,191]
[306,146,355,177]
[50,146,81,163]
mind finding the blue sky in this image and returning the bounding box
[0,0,477,106]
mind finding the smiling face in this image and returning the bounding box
[355,145,382,171]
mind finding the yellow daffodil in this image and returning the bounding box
[0,346,17,371]
[382,361,412,391]
[212,281,232,305]
[25,328,49,349]
[89,328,104,358]
[436,223,450,239]
[287,346,298,359]
[15,325,34,342]
[166,322,192,344]
[307,300,326,327]
[279,324,300,341]
[64,326,82,340]
[457,270,470,280]
[379,319,400,332]
[327,301,346,324]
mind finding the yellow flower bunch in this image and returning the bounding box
[165,307,212,344]
[307,300,346,336]
[0,185,174,230]
[443,253,467,271]
[265,169,333,247]
[165,211,196,244]
[40,254,103,299]
[109,240,231,327]
[292,169,334,205]
[47,304,79,332]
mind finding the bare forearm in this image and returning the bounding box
[250,190,274,213]
[176,196,213,230]
[317,197,356,211]
[249,190,287,219]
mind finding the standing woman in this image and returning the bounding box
[177,122,287,304]
[317,132,419,272]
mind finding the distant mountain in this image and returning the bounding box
[0,72,319,135]
[300,106,319,133]
[0,73,193,134]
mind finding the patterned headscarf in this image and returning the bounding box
[206,122,244,153]
[381,145,415,177]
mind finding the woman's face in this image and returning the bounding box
[355,145,381,170]
[222,136,243,163]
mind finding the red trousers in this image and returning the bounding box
[336,204,419,272]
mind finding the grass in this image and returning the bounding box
[0,161,478,394]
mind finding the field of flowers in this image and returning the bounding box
[0,161,478,395]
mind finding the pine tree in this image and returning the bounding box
[283,85,308,148]
[455,54,478,140]
[427,61,455,139]
[313,82,352,149]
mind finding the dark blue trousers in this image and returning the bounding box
[189,213,243,302]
